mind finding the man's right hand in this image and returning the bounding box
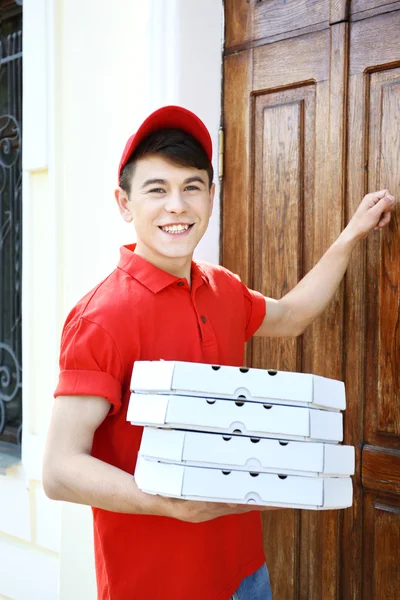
[160,495,282,523]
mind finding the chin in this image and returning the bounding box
[158,245,196,260]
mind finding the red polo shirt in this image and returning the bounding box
[55,244,267,600]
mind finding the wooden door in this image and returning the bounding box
[222,2,400,599]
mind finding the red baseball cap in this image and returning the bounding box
[118,105,213,182]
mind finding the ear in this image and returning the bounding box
[208,183,215,217]
[114,187,133,223]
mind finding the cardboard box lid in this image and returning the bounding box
[128,393,343,442]
[130,361,345,411]
[139,427,355,477]
[135,455,353,510]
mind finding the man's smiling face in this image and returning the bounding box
[116,154,214,275]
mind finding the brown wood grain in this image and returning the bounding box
[341,71,367,600]
[224,0,253,50]
[330,0,350,23]
[329,22,349,246]
[262,509,299,600]
[222,3,400,600]
[365,66,400,448]
[252,0,329,41]
[253,30,330,90]
[351,1,400,21]
[362,446,400,495]
[252,88,306,600]
[222,50,254,368]
[351,0,398,15]
[349,10,400,74]
[252,94,304,371]
[251,89,310,599]
[224,0,329,52]
[252,26,339,600]
[250,81,317,600]
[301,24,349,600]
[377,77,400,437]
[362,493,400,600]
[345,17,400,597]
[350,1,400,21]
[297,25,348,600]
[222,50,253,285]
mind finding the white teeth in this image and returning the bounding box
[161,224,190,234]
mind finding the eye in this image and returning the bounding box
[185,185,201,192]
[148,188,165,194]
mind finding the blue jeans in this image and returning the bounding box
[231,564,272,600]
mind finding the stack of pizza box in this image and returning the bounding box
[127,361,355,510]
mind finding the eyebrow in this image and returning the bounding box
[141,178,167,189]
[140,175,207,189]
[183,176,207,186]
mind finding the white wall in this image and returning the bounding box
[149,0,224,265]
[2,1,223,599]
[60,0,223,311]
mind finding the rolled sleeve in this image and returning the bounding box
[54,317,123,414]
[242,285,266,341]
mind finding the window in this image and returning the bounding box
[0,0,22,448]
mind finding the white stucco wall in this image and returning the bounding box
[0,1,223,599]
[60,0,223,310]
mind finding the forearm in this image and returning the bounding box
[43,397,282,522]
[281,227,358,333]
[43,453,169,516]
[43,453,280,521]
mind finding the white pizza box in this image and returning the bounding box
[139,427,355,477]
[135,455,353,510]
[130,361,345,411]
[127,393,343,442]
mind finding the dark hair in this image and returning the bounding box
[119,128,214,195]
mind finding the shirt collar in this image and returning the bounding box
[117,244,209,293]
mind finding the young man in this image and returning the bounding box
[43,106,395,600]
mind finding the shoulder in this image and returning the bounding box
[195,261,242,288]
[62,267,142,334]
[196,261,244,293]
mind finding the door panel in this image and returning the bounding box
[223,3,400,599]
[225,21,343,600]
[251,0,329,43]
[349,10,400,73]
[252,24,344,600]
[253,30,330,90]
[365,66,400,442]
[350,0,399,16]
[362,495,400,599]
[362,446,400,495]
[252,84,317,372]
[223,50,253,288]
[347,15,400,598]
[224,0,330,49]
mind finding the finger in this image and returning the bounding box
[383,196,395,213]
[369,189,389,201]
[373,210,391,230]
[370,196,395,220]
[378,212,391,228]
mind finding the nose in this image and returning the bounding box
[164,191,188,214]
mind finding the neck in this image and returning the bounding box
[134,241,193,283]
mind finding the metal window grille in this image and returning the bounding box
[0,1,22,446]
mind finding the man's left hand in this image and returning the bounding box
[345,189,396,241]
